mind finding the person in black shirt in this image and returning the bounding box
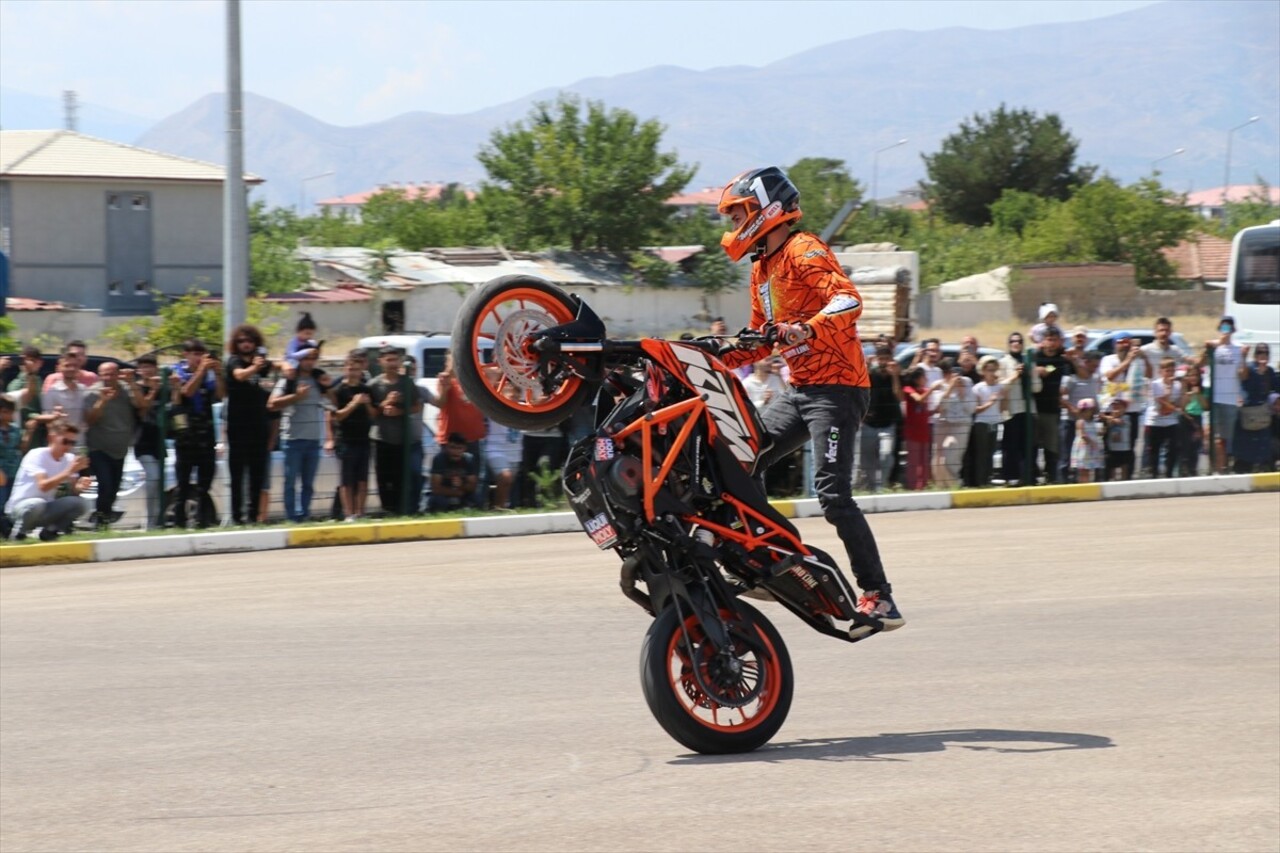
[427,432,480,512]
[858,345,903,493]
[1031,325,1073,483]
[224,325,274,524]
[329,352,375,520]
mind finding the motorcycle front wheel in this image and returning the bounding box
[640,600,793,754]
[450,275,600,431]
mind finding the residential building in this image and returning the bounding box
[0,129,260,315]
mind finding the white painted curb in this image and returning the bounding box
[4,476,1274,568]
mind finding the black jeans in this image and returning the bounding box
[375,440,411,516]
[1001,412,1032,484]
[174,446,215,527]
[88,449,125,518]
[1144,424,1179,478]
[756,385,889,593]
[228,436,268,524]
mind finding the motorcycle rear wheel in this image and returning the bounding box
[640,600,793,754]
[450,275,600,431]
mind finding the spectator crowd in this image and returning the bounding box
[3,308,1278,541]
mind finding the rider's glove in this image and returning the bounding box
[770,322,812,347]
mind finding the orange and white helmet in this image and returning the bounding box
[717,166,802,261]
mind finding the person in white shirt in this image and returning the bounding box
[42,356,90,432]
[970,356,1006,486]
[1198,315,1245,473]
[4,420,91,541]
[1143,357,1185,478]
[931,362,975,488]
[741,359,787,410]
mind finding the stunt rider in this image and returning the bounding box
[716,166,904,637]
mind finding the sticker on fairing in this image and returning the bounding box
[821,294,861,315]
[584,512,619,549]
[594,437,615,461]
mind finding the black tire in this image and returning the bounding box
[450,275,600,432]
[640,600,793,754]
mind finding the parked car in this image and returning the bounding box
[895,343,1005,370]
[1083,328,1192,357]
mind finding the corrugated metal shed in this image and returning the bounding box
[295,246,638,289]
[0,129,261,183]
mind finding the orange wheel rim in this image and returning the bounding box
[665,612,783,733]
[467,287,584,414]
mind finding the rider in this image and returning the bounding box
[715,166,903,637]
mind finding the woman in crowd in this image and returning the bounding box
[1233,344,1279,473]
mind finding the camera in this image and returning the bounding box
[256,346,268,357]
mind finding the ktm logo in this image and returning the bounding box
[672,346,757,465]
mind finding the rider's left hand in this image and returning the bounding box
[771,322,812,347]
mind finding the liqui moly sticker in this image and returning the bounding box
[594,437,616,461]
[584,512,619,549]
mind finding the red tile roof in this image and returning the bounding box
[1162,233,1233,282]
[5,296,71,311]
[199,285,375,304]
[667,187,722,207]
[316,183,473,205]
[1184,185,1280,207]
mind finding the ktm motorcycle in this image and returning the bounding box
[450,275,887,754]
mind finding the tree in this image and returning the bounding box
[477,94,696,251]
[690,248,742,295]
[786,157,863,238]
[1212,176,1280,235]
[360,185,491,249]
[1021,177,1196,287]
[100,289,285,356]
[922,105,1095,227]
[248,201,310,294]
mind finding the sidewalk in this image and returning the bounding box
[3,473,1276,568]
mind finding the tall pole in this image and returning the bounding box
[1150,147,1185,173]
[871,138,908,218]
[223,0,248,335]
[298,170,335,215]
[1222,116,1259,206]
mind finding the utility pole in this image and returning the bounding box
[62,91,78,132]
[223,0,248,333]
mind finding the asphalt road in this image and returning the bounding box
[2,494,1277,853]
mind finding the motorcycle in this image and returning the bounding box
[450,275,887,754]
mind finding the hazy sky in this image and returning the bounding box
[0,0,1160,124]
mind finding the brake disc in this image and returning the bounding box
[494,307,557,392]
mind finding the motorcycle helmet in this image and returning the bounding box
[717,166,803,262]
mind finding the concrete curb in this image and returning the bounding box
[2,474,1275,568]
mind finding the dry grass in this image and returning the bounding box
[923,312,1223,349]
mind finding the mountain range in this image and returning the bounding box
[4,0,1277,212]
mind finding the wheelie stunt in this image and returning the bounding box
[449,165,902,754]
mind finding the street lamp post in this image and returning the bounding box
[1223,116,1259,201]
[1150,147,1185,173]
[298,170,335,214]
[871,138,908,217]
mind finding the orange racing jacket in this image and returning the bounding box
[721,231,869,388]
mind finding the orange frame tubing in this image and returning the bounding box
[688,494,806,555]
[612,396,704,522]
[610,394,807,560]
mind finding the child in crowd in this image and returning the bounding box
[1071,398,1104,483]
[901,367,932,490]
[1102,396,1134,481]
[284,312,322,368]
[969,356,1005,487]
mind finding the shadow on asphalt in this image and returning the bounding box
[670,728,1115,764]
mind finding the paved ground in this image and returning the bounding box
[2,494,1277,853]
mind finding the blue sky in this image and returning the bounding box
[0,0,1159,124]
